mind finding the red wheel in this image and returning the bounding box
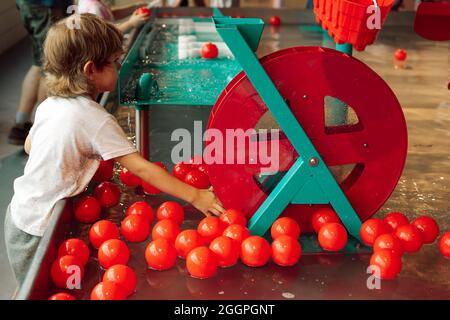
[207,47,407,232]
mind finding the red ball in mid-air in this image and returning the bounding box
[384,212,409,232]
[270,217,301,240]
[184,169,210,189]
[223,224,251,244]
[74,196,101,223]
[197,216,226,244]
[412,216,439,244]
[219,209,247,227]
[269,15,281,26]
[370,249,402,280]
[98,239,130,269]
[272,235,302,267]
[103,264,137,297]
[152,219,181,243]
[394,49,407,61]
[186,246,218,279]
[119,168,141,187]
[92,159,114,183]
[57,238,90,266]
[201,42,219,59]
[90,281,127,300]
[121,215,150,243]
[51,255,85,289]
[172,162,193,181]
[373,233,404,256]
[240,236,271,267]
[89,220,120,249]
[360,218,390,246]
[318,223,348,251]
[175,229,204,259]
[94,181,121,208]
[311,207,341,233]
[48,293,76,300]
[439,231,450,258]
[394,224,423,253]
[126,201,154,225]
[145,238,177,271]
[209,236,240,268]
[156,201,184,225]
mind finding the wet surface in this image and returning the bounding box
[44,20,450,299]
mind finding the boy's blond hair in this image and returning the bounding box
[43,14,124,98]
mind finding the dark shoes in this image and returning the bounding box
[7,122,32,145]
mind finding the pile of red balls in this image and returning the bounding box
[172,156,210,189]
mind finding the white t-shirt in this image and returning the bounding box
[10,96,137,236]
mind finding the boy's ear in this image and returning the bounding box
[83,61,96,80]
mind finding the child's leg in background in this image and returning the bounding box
[3,205,41,286]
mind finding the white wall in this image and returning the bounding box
[0,0,27,55]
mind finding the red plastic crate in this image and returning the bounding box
[313,0,394,51]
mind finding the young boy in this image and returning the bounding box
[4,13,225,285]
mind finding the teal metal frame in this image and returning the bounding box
[211,15,363,241]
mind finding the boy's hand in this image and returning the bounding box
[129,10,150,28]
[191,189,225,217]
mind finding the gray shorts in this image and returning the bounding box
[4,205,41,285]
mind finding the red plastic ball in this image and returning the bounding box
[209,236,240,268]
[189,155,204,167]
[311,207,340,233]
[90,281,127,300]
[184,169,210,189]
[98,239,130,269]
[156,201,184,225]
[197,216,226,244]
[412,216,439,244]
[126,201,154,225]
[394,49,407,61]
[270,217,301,240]
[439,231,450,258]
[318,223,348,251]
[360,218,390,246]
[136,7,151,16]
[94,181,121,208]
[384,212,409,232]
[172,162,193,180]
[219,209,247,227]
[119,168,141,187]
[89,220,120,249]
[240,236,271,267]
[74,196,101,223]
[152,219,181,243]
[186,247,218,279]
[370,249,402,280]
[175,229,204,259]
[201,43,219,59]
[197,164,209,175]
[269,15,281,26]
[373,233,404,256]
[57,238,90,266]
[271,235,302,267]
[395,224,423,253]
[103,264,137,297]
[50,255,85,289]
[48,293,76,300]
[145,238,177,271]
[121,215,150,242]
[92,159,114,183]
[223,224,251,244]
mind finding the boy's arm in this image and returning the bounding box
[24,134,32,155]
[111,1,147,20]
[115,152,225,216]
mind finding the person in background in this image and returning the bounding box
[8,0,71,146]
[77,0,150,33]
